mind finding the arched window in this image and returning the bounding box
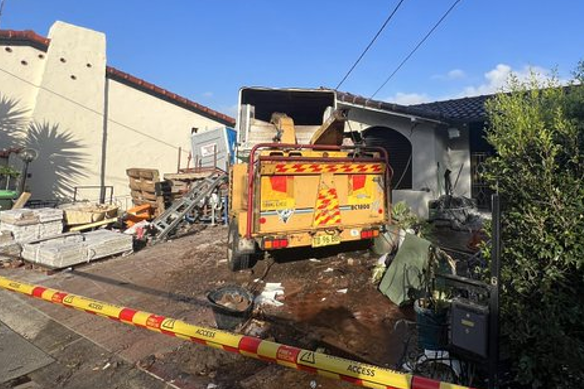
[363,126,412,190]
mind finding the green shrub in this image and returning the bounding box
[484,67,584,388]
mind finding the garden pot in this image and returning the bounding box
[414,298,449,351]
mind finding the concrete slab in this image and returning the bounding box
[0,321,54,384]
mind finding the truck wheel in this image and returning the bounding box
[227,220,255,271]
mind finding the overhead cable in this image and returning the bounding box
[335,0,407,90]
[370,0,463,99]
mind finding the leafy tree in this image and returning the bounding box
[484,68,584,388]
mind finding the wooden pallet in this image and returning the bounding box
[126,168,171,216]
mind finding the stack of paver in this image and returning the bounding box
[22,230,133,269]
[0,230,20,261]
[0,208,63,243]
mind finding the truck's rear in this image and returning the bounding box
[227,88,391,270]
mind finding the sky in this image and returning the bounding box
[1,1,583,116]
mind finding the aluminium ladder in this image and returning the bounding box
[150,172,227,243]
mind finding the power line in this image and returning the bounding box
[370,0,463,99]
[335,0,407,90]
[0,0,7,28]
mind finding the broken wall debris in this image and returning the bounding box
[429,195,483,230]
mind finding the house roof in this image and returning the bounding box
[335,89,495,123]
[410,94,491,122]
[0,29,235,127]
[335,90,450,123]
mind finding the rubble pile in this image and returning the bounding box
[429,195,484,230]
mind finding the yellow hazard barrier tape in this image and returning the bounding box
[0,276,476,389]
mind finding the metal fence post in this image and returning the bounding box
[488,193,501,388]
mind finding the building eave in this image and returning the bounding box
[335,90,450,125]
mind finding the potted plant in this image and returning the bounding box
[413,245,454,351]
[0,165,20,190]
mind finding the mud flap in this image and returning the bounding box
[237,237,256,254]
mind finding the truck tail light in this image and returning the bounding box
[360,229,379,239]
[263,237,289,250]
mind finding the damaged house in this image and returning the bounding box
[337,92,494,215]
[237,88,494,218]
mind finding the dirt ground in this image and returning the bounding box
[0,224,475,389]
[138,225,414,389]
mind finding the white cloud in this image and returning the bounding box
[385,92,430,105]
[460,63,551,97]
[203,91,214,97]
[432,68,466,81]
[389,63,556,105]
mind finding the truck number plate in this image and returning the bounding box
[312,234,341,248]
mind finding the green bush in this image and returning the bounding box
[484,67,584,388]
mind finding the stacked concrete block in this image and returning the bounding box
[84,230,134,261]
[0,208,64,243]
[22,231,133,269]
[21,234,84,266]
[0,230,20,261]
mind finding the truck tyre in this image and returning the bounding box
[227,220,255,271]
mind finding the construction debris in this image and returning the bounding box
[255,282,285,307]
[242,319,271,338]
[216,293,252,311]
[124,204,153,228]
[429,195,484,230]
[21,230,133,269]
[0,230,20,261]
[0,208,63,243]
[370,253,389,284]
[69,217,118,232]
[11,191,31,210]
[59,202,118,226]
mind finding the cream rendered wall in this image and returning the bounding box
[0,44,45,110]
[0,43,45,142]
[0,42,46,183]
[0,21,227,205]
[27,21,106,201]
[105,78,226,199]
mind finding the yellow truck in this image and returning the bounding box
[227,88,391,270]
